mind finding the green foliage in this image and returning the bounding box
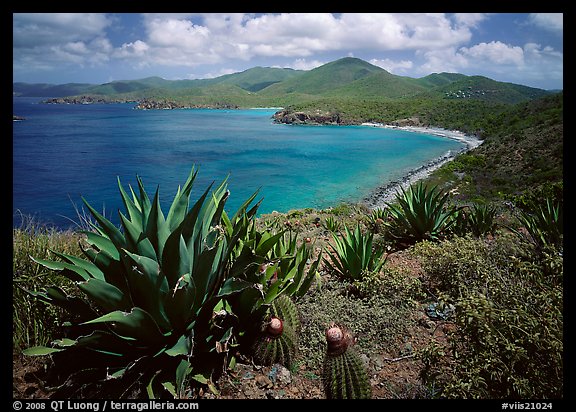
[223,224,322,338]
[451,203,498,237]
[511,182,564,212]
[512,197,563,250]
[22,167,261,398]
[415,235,563,398]
[323,215,342,233]
[442,153,486,173]
[384,182,458,245]
[323,224,387,281]
[12,219,83,351]
[365,208,388,234]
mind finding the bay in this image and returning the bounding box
[13,97,464,229]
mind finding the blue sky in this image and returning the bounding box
[13,13,563,90]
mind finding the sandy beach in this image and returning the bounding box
[360,123,483,210]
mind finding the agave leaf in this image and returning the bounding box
[221,210,233,237]
[164,273,197,330]
[147,370,162,399]
[78,278,132,313]
[165,167,198,232]
[136,175,152,220]
[255,231,286,256]
[30,256,92,282]
[117,176,144,232]
[165,334,192,357]
[80,243,130,299]
[118,211,144,254]
[190,242,227,315]
[52,338,78,347]
[175,359,192,397]
[82,231,120,260]
[191,374,208,384]
[230,190,261,223]
[76,330,137,349]
[122,250,171,331]
[49,251,105,281]
[23,346,64,356]
[162,184,213,289]
[161,382,177,398]
[82,196,127,250]
[82,308,167,344]
[192,180,227,248]
[289,248,323,298]
[145,187,170,261]
[24,286,96,320]
[216,277,255,298]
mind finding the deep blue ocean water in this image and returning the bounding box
[13,97,464,230]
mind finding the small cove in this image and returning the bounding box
[13,97,466,229]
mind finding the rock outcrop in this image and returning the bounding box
[273,109,347,125]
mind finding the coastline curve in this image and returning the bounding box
[360,123,483,210]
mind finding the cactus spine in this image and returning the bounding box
[322,323,372,399]
[252,295,300,367]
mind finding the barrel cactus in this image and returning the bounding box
[322,323,372,399]
[252,294,301,367]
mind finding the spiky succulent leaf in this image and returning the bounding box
[385,182,457,244]
[77,278,131,313]
[323,224,385,281]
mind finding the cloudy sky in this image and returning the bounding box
[13,13,563,90]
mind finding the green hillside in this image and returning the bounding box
[423,75,551,104]
[216,66,302,92]
[259,57,385,96]
[416,72,467,88]
[324,70,428,99]
[16,57,555,108]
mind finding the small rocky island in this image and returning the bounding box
[134,100,239,110]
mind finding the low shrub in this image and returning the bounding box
[415,234,563,398]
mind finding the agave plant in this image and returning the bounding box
[223,224,322,363]
[451,203,498,237]
[384,182,458,245]
[513,197,563,249]
[323,224,387,281]
[323,216,342,233]
[22,167,260,398]
[365,208,388,234]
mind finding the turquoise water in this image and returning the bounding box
[13,98,464,229]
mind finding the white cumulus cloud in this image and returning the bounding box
[528,13,563,33]
[369,58,414,74]
[459,41,525,66]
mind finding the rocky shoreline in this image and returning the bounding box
[361,124,483,210]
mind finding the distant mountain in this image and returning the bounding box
[215,66,302,92]
[416,72,468,88]
[323,70,429,99]
[259,57,385,96]
[13,82,95,97]
[420,75,551,104]
[13,57,555,105]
